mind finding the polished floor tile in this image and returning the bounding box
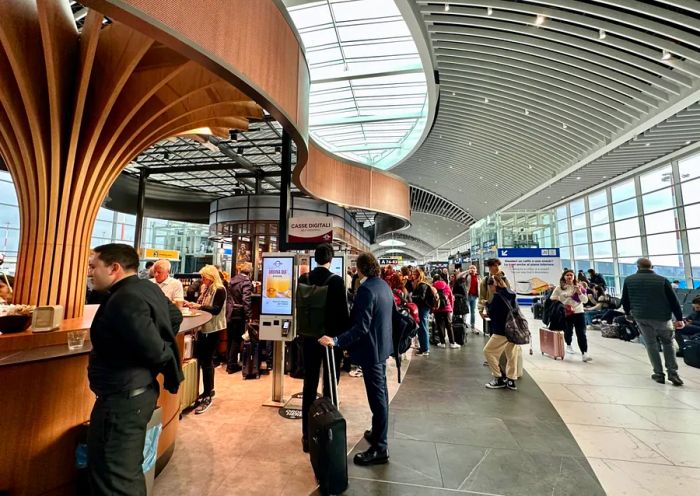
[536,382,584,402]
[589,458,700,496]
[627,405,700,434]
[550,400,660,430]
[566,424,671,464]
[627,429,700,468]
[564,384,693,408]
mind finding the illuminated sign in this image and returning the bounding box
[261,256,294,316]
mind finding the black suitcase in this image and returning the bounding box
[683,337,700,369]
[532,302,544,320]
[241,341,260,379]
[308,346,348,495]
[453,318,466,346]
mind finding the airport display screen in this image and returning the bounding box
[261,256,294,315]
[310,256,345,278]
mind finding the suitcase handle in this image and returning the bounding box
[324,344,340,408]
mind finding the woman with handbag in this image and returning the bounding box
[550,269,592,362]
[184,265,228,414]
[483,275,520,390]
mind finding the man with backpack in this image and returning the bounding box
[225,262,253,374]
[297,244,350,453]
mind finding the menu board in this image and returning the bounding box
[261,256,294,315]
[310,256,345,278]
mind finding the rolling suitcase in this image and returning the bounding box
[453,318,466,346]
[242,341,260,379]
[179,358,199,412]
[308,346,348,496]
[532,302,544,320]
[539,327,566,360]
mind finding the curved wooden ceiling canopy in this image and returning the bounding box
[0,0,269,317]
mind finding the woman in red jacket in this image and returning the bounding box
[432,275,458,348]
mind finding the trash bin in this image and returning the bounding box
[143,407,163,496]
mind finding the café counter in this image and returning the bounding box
[0,305,211,496]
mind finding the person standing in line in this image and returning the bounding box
[225,262,253,374]
[184,265,227,414]
[478,258,510,321]
[550,269,592,362]
[483,275,520,390]
[319,252,393,466]
[404,265,415,294]
[465,265,480,334]
[621,258,684,386]
[87,244,183,495]
[432,274,457,348]
[298,244,349,453]
[411,268,432,356]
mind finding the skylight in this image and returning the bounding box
[288,0,429,170]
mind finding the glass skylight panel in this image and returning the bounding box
[288,0,429,169]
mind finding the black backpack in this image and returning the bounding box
[436,287,448,310]
[392,303,418,383]
[614,315,639,341]
[295,273,335,337]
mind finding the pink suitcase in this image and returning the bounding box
[540,327,566,360]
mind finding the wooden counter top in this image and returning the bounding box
[0,305,211,367]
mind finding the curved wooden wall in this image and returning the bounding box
[0,1,263,317]
[295,143,412,222]
[83,0,310,165]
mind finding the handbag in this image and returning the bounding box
[453,294,469,315]
[564,304,575,317]
[497,293,531,345]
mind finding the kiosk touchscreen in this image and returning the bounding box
[259,253,295,341]
[309,255,345,278]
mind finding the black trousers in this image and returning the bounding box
[227,319,245,370]
[564,313,588,353]
[301,336,342,440]
[196,331,220,396]
[434,312,454,344]
[87,386,158,496]
[362,361,389,451]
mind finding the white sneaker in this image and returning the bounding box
[450,343,461,349]
[566,345,576,354]
[437,343,446,348]
[582,353,593,362]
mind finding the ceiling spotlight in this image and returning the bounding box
[528,165,533,169]
[484,201,488,204]
[445,2,450,12]
[524,109,529,115]
[468,141,472,146]
[494,150,499,155]
[535,14,546,26]
[562,123,567,129]
[487,7,493,15]
[662,49,672,61]
[576,176,581,180]
[484,97,489,103]
[546,196,551,199]
[602,176,607,179]
[479,176,483,180]
[686,140,692,145]
[645,143,650,147]
[452,91,456,96]
[598,29,606,40]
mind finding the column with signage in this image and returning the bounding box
[498,248,562,304]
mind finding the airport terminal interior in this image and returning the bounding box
[2,1,700,495]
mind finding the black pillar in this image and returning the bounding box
[279,130,292,251]
[134,168,148,251]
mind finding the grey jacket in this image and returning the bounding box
[621,269,682,322]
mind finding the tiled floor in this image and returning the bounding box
[523,312,700,496]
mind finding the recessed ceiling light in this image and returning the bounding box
[434,160,437,164]
[495,183,499,187]
[484,201,488,204]
[468,141,472,146]
[524,109,529,115]
[602,176,607,179]
[479,176,483,180]
[487,7,493,15]
[662,49,672,61]
[686,140,692,145]
[451,92,456,96]
[645,143,650,147]
[546,196,551,199]
[562,123,567,129]
[599,29,606,40]
[535,14,546,26]
[445,2,450,12]
[484,97,489,103]
[528,165,533,169]
[494,150,499,155]
[576,176,581,180]
[561,195,565,199]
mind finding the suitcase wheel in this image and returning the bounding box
[541,352,544,355]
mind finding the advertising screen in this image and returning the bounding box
[310,256,345,278]
[261,256,295,315]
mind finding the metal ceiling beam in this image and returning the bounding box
[309,111,424,127]
[311,62,424,84]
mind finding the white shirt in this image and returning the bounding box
[151,276,184,302]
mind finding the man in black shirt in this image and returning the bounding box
[87,243,183,495]
[297,244,350,453]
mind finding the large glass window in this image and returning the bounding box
[557,233,569,247]
[640,165,673,194]
[573,244,589,259]
[644,209,677,235]
[556,205,567,221]
[615,217,640,238]
[612,198,638,220]
[570,198,585,216]
[572,229,588,245]
[647,232,681,256]
[642,187,674,214]
[590,223,611,242]
[571,213,587,230]
[617,237,642,257]
[611,180,636,203]
[681,178,700,206]
[685,203,700,230]
[0,180,19,206]
[589,206,609,226]
[679,152,700,182]
[687,228,700,253]
[592,241,613,259]
[556,218,568,234]
[588,190,607,210]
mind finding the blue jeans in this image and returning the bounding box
[468,295,478,328]
[584,310,602,326]
[418,306,430,352]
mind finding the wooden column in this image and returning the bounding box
[0,0,262,317]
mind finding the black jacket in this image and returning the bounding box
[622,269,683,321]
[486,287,517,336]
[411,282,431,310]
[336,276,393,366]
[89,275,184,396]
[299,267,350,337]
[228,273,252,321]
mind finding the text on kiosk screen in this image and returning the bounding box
[261,257,293,315]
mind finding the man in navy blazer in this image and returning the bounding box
[319,252,394,465]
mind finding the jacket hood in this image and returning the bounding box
[434,280,449,290]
